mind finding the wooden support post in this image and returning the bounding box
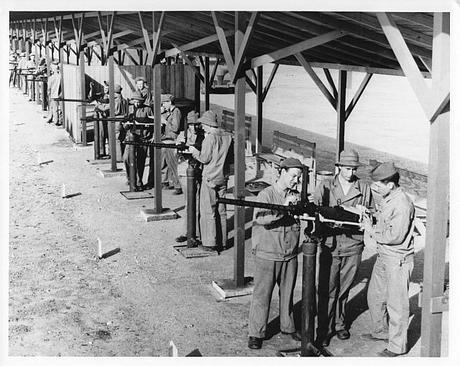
[420,12,450,357]
[205,56,210,111]
[194,65,201,115]
[234,11,246,288]
[153,63,163,214]
[256,65,263,154]
[336,70,347,162]
[79,50,87,145]
[108,54,117,172]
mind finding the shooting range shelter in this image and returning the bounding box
[9,9,449,356]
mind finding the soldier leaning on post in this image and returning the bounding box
[247,157,304,350]
[188,110,232,252]
[122,91,154,191]
[175,111,205,245]
[159,94,182,194]
[361,162,415,357]
[313,149,373,347]
[46,61,62,126]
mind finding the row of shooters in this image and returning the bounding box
[87,78,233,252]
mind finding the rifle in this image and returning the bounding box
[217,197,363,236]
[123,140,190,151]
[56,98,92,103]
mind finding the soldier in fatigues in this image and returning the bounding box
[46,61,62,126]
[362,162,415,357]
[314,149,373,347]
[188,110,232,252]
[247,158,304,350]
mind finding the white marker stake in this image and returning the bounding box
[61,184,66,198]
[97,238,103,259]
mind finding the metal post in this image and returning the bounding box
[256,65,263,154]
[301,239,317,356]
[205,57,210,111]
[186,163,197,246]
[153,63,163,214]
[336,70,347,162]
[234,11,246,287]
[108,54,117,172]
[79,51,87,145]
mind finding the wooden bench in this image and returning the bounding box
[256,130,317,190]
[221,109,253,156]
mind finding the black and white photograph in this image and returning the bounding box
[1,0,456,362]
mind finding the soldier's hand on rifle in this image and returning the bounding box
[284,195,299,206]
[188,146,198,155]
[360,213,373,233]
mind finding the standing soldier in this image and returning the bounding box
[247,158,304,350]
[46,61,62,126]
[134,76,152,106]
[160,94,182,194]
[175,111,205,245]
[188,110,232,252]
[88,81,110,156]
[362,162,415,357]
[314,149,373,347]
[114,84,129,161]
[25,53,36,101]
[122,91,154,190]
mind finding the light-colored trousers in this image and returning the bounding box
[367,253,413,354]
[249,256,298,338]
[199,182,227,248]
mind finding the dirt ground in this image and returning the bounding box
[6,86,448,359]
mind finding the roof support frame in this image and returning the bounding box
[247,30,347,70]
[261,63,279,102]
[323,68,338,99]
[211,11,235,73]
[164,31,234,58]
[171,42,204,83]
[345,73,373,120]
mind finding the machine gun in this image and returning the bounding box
[217,197,363,237]
[123,140,190,151]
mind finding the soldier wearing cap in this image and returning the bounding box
[46,61,62,125]
[25,53,36,101]
[361,162,415,357]
[122,91,154,190]
[188,110,232,252]
[159,93,182,194]
[134,76,152,106]
[89,82,111,156]
[247,157,304,350]
[175,110,205,245]
[314,149,373,347]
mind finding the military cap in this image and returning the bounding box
[187,111,199,124]
[114,84,122,93]
[371,162,398,181]
[135,76,147,83]
[280,157,304,170]
[161,94,175,103]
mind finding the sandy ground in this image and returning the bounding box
[6,81,447,359]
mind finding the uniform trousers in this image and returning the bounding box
[249,256,298,338]
[317,247,361,339]
[122,133,148,186]
[367,253,413,354]
[49,98,61,124]
[199,182,227,248]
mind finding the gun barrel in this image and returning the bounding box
[123,140,188,150]
[217,197,299,213]
[57,98,91,103]
[81,117,128,123]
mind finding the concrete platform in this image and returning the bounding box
[173,244,219,259]
[98,168,125,178]
[140,208,178,221]
[212,277,254,299]
[120,190,154,200]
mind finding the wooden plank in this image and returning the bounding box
[376,12,432,113]
[232,12,259,83]
[147,11,165,65]
[262,63,279,102]
[211,11,234,73]
[295,53,336,109]
[171,42,204,83]
[420,12,450,357]
[209,58,220,86]
[234,11,246,288]
[336,70,346,161]
[153,63,163,214]
[249,30,346,70]
[345,73,373,120]
[164,31,234,58]
[205,57,210,110]
[256,65,263,153]
[323,68,338,100]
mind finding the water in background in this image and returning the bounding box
[210,65,430,164]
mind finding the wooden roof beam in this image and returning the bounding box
[392,12,433,29]
[295,53,337,109]
[171,42,204,83]
[262,63,279,102]
[148,11,165,65]
[248,30,346,70]
[231,12,259,83]
[323,68,338,100]
[211,11,234,73]
[377,13,431,113]
[345,73,373,120]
